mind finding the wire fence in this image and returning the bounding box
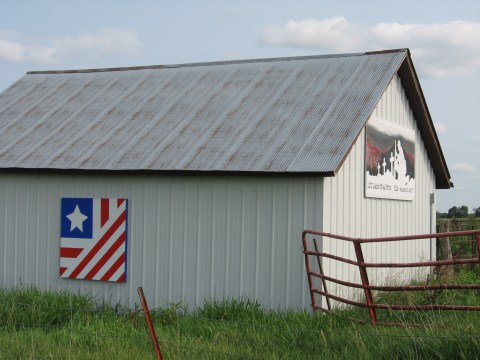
[437,219,480,260]
[1,294,480,360]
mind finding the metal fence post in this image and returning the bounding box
[137,287,163,360]
[476,232,480,260]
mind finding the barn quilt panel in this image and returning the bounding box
[60,197,128,282]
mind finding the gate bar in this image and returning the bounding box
[353,242,378,324]
[313,238,331,311]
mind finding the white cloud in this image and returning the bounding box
[453,162,475,173]
[473,135,480,142]
[0,28,143,66]
[0,34,58,65]
[434,122,447,134]
[0,38,25,62]
[27,46,59,65]
[261,18,480,78]
[261,17,365,53]
[53,28,143,58]
[372,21,480,77]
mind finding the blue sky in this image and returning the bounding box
[1,0,479,212]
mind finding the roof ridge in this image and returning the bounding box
[26,49,409,75]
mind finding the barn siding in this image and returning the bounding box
[322,75,437,304]
[0,174,322,309]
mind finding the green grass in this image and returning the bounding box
[1,279,480,360]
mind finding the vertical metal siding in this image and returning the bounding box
[0,174,322,310]
[322,75,437,304]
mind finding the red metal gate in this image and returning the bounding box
[302,229,480,326]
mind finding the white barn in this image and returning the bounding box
[0,49,451,309]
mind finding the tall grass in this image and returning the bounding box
[0,286,94,330]
[0,286,152,359]
[1,284,479,359]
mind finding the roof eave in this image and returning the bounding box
[396,50,453,189]
[0,167,336,178]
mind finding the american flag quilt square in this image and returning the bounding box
[60,197,128,282]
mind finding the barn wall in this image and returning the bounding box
[322,74,437,304]
[0,173,322,309]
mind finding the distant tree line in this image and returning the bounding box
[437,206,480,219]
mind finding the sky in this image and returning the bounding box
[0,0,479,213]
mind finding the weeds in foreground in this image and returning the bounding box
[0,282,479,359]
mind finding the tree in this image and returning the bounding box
[447,205,468,218]
[474,207,480,217]
[447,206,457,218]
[436,211,448,219]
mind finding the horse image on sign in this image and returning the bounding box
[60,197,128,282]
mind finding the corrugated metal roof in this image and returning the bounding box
[0,49,450,185]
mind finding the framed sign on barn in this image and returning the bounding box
[365,117,415,201]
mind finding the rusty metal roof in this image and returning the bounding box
[0,49,451,187]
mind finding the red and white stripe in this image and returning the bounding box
[60,198,127,282]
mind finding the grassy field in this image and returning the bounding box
[1,266,480,360]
